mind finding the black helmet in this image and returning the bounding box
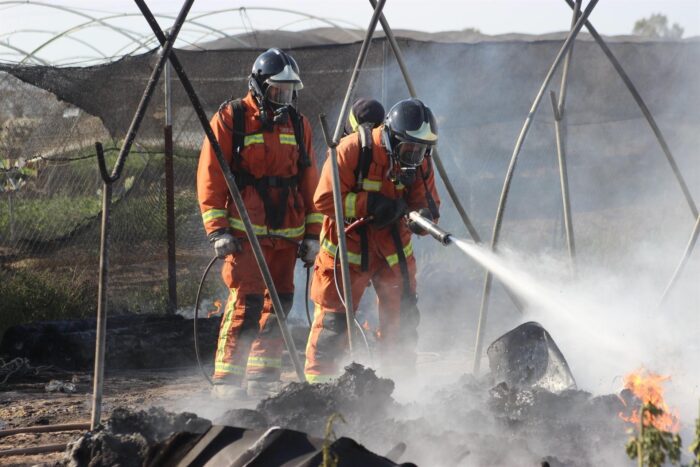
[249,48,303,107]
[344,98,385,135]
[382,98,438,168]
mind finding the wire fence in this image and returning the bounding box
[1,37,698,348]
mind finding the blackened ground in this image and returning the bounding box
[1,362,633,466]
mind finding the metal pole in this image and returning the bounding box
[106,0,194,183]
[550,92,576,266]
[91,144,111,430]
[561,0,698,218]
[133,0,305,381]
[658,214,700,306]
[327,0,387,355]
[472,0,600,374]
[552,0,581,267]
[370,0,481,244]
[164,61,177,314]
[369,0,525,315]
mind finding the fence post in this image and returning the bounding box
[164,61,177,314]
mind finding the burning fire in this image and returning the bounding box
[207,299,223,318]
[618,367,680,432]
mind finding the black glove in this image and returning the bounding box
[367,193,408,229]
[407,208,433,235]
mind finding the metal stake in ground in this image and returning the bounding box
[369,0,480,244]
[326,0,387,355]
[551,0,581,269]
[133,0,305,382]
[368,0,525,314]
[472,0,600,374]
[658,214,700,307]
[90,0,193,430]
[164,61,177,314]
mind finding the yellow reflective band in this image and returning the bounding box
[229,217,267,236]
[305,374,336,384]
[279,133,296,145]
[386,241,414,267]
[305,213,324,224]
[345,192,357,218]
[269,224,305,238]
[216,292,237,362]
[214,362,246,375]
[321,238,362,265]
[246,356,282,369]
[202,208,228,224]
[396,182,405,191]
[362,179,382,191]
[244,133,264,146]
[228,217,304,239]
[348,110,359,132]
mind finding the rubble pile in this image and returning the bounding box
[66,407,211,467]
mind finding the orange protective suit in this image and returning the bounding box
[304,126,440,383]
[197,92,321,384]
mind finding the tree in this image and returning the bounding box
[633,13,684,39]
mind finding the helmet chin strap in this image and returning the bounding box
[250,75,297,129]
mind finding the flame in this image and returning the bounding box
[207,299,223,318]
[362,320,371,331]
[618,367,680,432]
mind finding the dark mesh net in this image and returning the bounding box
[1,37,698,346]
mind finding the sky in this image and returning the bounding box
[1,0,699,64]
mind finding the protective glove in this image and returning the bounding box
[407,208,433,235]
[299,238,320,266]
[209,230,242,258]
[367,193,408,229]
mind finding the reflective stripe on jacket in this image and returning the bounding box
[197,92,322,240]
[313,126,440,267]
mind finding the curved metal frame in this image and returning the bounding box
[0,2,363,65]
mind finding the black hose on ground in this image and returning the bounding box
[194,235,304,386]
[194,256,218,386]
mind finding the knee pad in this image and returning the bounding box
[315,312,348,360]
[240,294,264,333]
[260,293,294,335]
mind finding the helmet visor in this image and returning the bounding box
[396,141,428,167]
[265,82,296,105]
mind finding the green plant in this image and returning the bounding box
[689,403,700,466]
[0,267,96,338]
[626,403,682,467]
[322,413,346,467]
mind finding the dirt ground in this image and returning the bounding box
[0,352,464,466]
[0,368,232,466]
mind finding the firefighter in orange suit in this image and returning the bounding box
[305,98,440,383]
[197,48,321,398]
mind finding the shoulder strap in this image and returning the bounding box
[288,107,310,170]
[418,163,440,219]
[353,124,373,191]
[230,99,246,168]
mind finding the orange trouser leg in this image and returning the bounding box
[305,251,371,382]
[372,254,419,375]
[213,241,295,385]
[247,244,297,382]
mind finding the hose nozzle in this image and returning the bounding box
[408,211,452,246]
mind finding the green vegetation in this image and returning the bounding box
[633,13,684,39]
[0,266,96,337]
[626,403,682,467]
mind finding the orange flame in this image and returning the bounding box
[362,320,371,331]
[207,299,223,318]
[618,367,680,432]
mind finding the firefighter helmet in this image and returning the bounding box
[249,48,303,107]
[382,98,438,168]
